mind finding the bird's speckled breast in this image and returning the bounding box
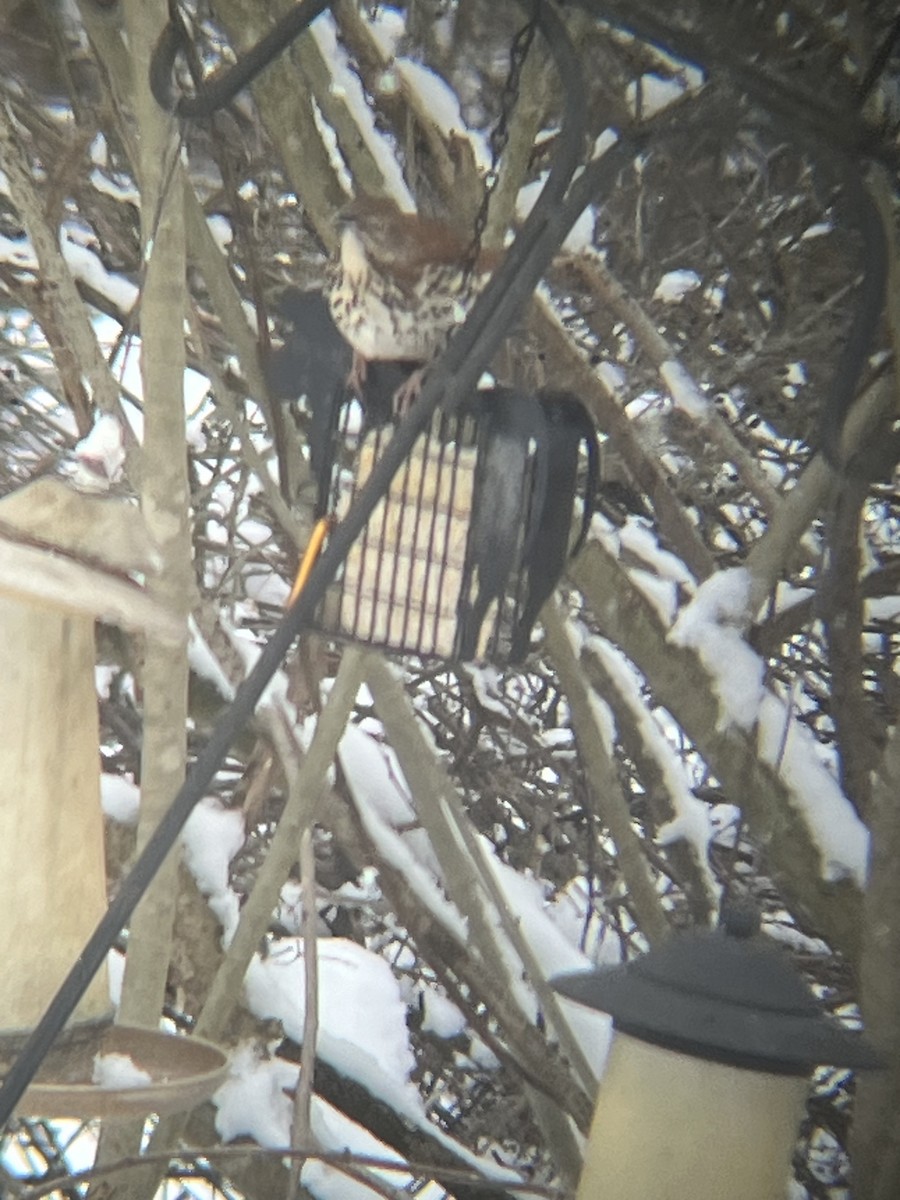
[329,261,480,363]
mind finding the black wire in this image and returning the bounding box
[0,0,587,1132]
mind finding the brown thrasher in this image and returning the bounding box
[328,197,500,411]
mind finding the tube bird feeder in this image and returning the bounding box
[552,920,881,1200]
[0,479,227,1118]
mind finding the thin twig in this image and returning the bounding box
[287,827,319,1197]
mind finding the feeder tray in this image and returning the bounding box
[1,1020,229,1120]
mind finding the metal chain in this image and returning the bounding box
[462,2,541,279]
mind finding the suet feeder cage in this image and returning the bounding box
[0,480,228,1119]
[309,389,594,665]
[553,918,881,1200]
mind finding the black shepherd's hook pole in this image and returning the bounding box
[0,0,588,1128]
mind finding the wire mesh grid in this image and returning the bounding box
[313,401,536,664]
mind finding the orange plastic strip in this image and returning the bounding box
[287,516,332,607]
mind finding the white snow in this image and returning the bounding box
[465,664,510,716]
[670,568,764,730]
[214,1043,297,1147]
[303,1100,412,1200]
[596,360,627,394]
[589,690,616,756]
[866,595,900,621]
[561,204,596,253]
[709,803,742,848]
[182,798,246,896]
[338,690,611,1074]
[549,877,617,965]
[100,773,140,825]
[89,169,140,205]
[311,96,354,198]
[241,942,532,1190]
[591,128,620,159]
[628,568,680,624]
[478,845,613,1077]
[670,572,869,885]
[421,989,466,1038]
[659,359,709,418]
[770,580,815,617]
[214,1044,416,1200]
[338,720,462,936]
[338,723,417,827]
[626,73,687,117]
[588,636,719,912]
[89,134,107,167]
[246,938,416,1093]
[653,269,701,304]
[801,221,833,240]
[92,1052,152,1090]
[60,230,139,313]
[757,693,868,886]
[216,619,291,709]
[763,921,829,957]
[364,7,407,60]
[244,568,291,608]
[0,234,38,270]
[206,214,233,251]
[107,949,125,1007]
[596,518,694,624]
[395,58,490,171]
[465,1036,499,1070]
[187,618,237,702]
[181,797,245,944]
[309,18,413,209]
[69,413,126,491]
[517,178,595,252]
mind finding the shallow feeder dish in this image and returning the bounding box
[2,1021,229,1120]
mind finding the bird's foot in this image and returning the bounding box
[392,366,426,418]
[347,351,368,396]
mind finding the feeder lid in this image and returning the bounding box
[0,479,181,640]
[551,924,882,1074]
[5,1023,229,1120]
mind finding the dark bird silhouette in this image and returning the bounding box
[266,287,352,407]
[510,391,599,662]
[265,288,351,515]
[456,389,548,662]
